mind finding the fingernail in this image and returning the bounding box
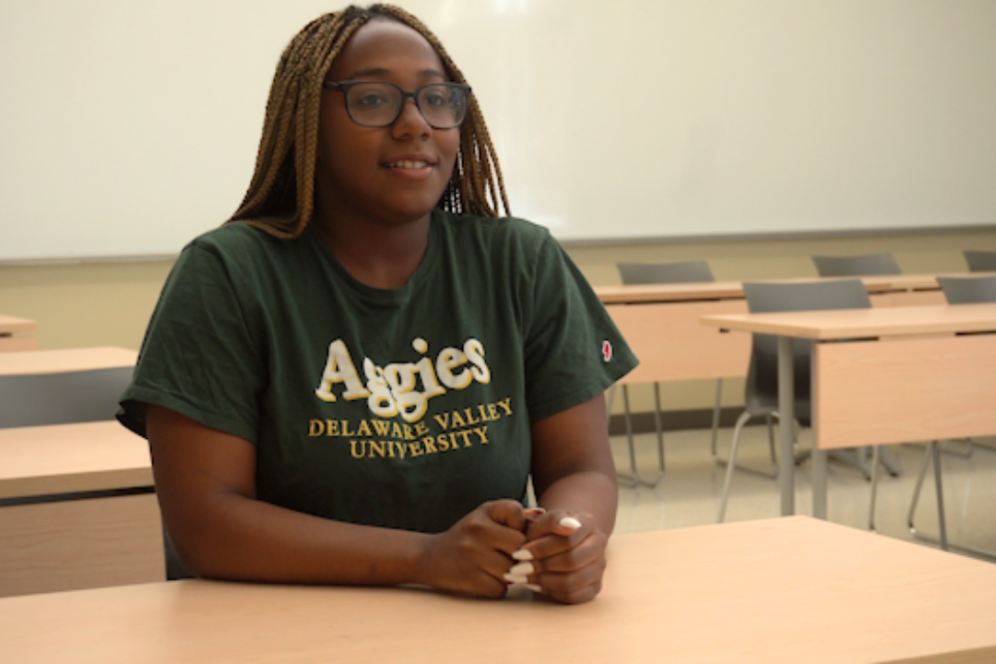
[509,562,534,576]
[523,507,546,516]
[559,516,582,530]
[525,584,542,593]
[512,549,534,561]
[503,573,529,584]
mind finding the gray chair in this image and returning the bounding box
[717,279,873,522]
[964,250,996,273]
[612,261,722,488]
[898,274,996,560]
[812,253,901,277]
[618,261,715,285]
[0,367,189,578]
[937,274,996,303]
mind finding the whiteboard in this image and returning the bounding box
[2,0,995,261]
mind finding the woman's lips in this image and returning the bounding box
[382,159,435,179]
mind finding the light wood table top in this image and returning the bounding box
[0,346,137,376]
[0,421,152,499]
[597,280,749,303]
[595,273,953,304]
[701,303,996,339]
[2,517,996,663]
[0,315,36,335]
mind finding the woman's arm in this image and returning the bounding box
[147,404,527,597]
[529,394,617,533]
[520,394,618,604]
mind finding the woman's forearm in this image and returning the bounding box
[535,469,617,535]
[171,489,432,586]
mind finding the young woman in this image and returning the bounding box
[118,4,637,605]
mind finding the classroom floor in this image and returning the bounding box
[611,423,996,562]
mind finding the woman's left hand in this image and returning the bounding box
[512,510,608,605]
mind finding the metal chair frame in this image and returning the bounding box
[870,273,996,550]
[717,280,890,522]
[607,383,664,488]
[866,441,996,561]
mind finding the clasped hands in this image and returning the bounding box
[416,499,607,605]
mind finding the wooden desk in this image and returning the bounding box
[0,314,38,353]
[701,304,996,518]
[597,275,951,388]
[595,273,950,305]
[0,346,137,376]
[0,421,162,598]
[2,517,996,663]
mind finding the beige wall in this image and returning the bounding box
[0,260,173,353]
[2,228,994,413]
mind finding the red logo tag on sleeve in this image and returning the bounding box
[602,340,613,362]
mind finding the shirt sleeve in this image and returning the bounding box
[522,232,639,422]
[117,241,267,443]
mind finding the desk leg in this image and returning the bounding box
[777,336,795,516]
[812,449,828,519]
[812,348,828,520]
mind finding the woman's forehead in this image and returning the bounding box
[328,19,445,80]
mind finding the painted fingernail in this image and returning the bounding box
[510,562,534,576]
[525,584,542,593]
[512,549,534,561]
[559,516,582,530]
[503,573,529,584]
[523,507,546,517]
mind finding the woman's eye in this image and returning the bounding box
[355,92,389,108]
[424,92,448,108]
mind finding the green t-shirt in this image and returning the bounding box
[118,210,637,534]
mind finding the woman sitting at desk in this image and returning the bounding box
[118,3,636,605]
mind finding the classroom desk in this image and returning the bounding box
[3,517,996,663]
[701,304,996,518]
[0,346,137,376]
[0,421,163,598]
[596,274,950,390]
[0,314,38,353]
[595,273,949,304]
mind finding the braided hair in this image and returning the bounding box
[228,4,510,238]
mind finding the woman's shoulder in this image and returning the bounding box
[184,221,283,256]
[178,222,316,273]
[435,210,555,253]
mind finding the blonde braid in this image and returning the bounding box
[373,4,510,217]
[229,4,510,238]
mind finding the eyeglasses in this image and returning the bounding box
[322,80,472,129]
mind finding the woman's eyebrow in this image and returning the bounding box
[344,67,446,80]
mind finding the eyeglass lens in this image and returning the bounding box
[345,82,468,128]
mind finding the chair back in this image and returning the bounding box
[811,253,901,277]
[963,250,996,273]
[741,280,872,426]
[618,261,714,284]
[938,275,996,304]
[0,365,192,580]
[0,367,133,429]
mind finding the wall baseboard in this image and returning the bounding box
[608,407,743,437]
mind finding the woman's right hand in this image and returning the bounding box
[414,500,528,598]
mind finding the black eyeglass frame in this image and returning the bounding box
[322,80,473,129]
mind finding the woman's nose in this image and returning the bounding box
[391,98,431,139]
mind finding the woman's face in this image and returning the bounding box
[314,19,461,227]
